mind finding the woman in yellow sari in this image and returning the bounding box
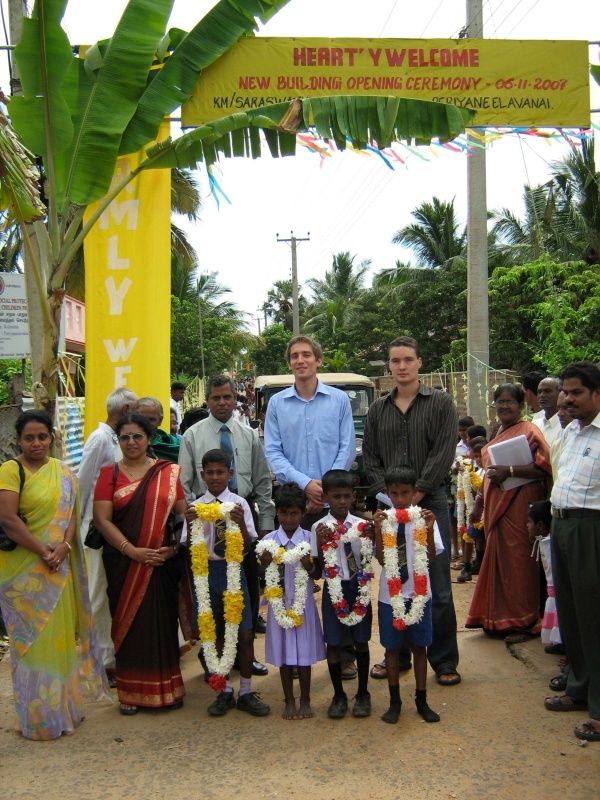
[0,410,107,740]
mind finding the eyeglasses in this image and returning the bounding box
[118,433,146,443]
[490,400,520,408]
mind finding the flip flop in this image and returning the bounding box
[544,694,587,712]
[574,720,600,742]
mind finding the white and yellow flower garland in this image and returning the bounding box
[381,506,429,630]
[456,457,484,543]
[190,501,244,693]
[321,520,374,626]
[255,539,311,629]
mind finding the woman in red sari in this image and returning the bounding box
[93,414,187,715]
[466,384,551,641]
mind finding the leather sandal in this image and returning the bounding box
[544,694,587,712]
[549,674,567,692]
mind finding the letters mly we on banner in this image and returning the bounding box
[83,130,170,438]
[182,38,590,129]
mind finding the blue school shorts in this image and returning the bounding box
[322,577,372,647]
[206,558,253,635]
[378,599,432,650]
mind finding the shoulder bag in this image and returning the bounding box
[0,459,27,552]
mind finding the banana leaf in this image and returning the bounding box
[0,112,46,224]
[138,96,472,172]
[10,2,73,160]
[119,0,294,155]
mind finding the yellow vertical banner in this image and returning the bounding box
[83,127,171,437]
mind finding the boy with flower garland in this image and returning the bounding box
[259,483,325,720]
[374,466,444,724]
[312,469,374,719]
[187,448,270,718]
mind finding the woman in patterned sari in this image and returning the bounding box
[0,410,107,741]
[466,384,551,640]
[93,413,187,715]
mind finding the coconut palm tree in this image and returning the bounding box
[550,138,600,265]
[392,197,466,268]
[304,251,370,346]
[263,279,306,330]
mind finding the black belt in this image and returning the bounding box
[551,507,600,520]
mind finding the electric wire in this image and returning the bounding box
[504,0,542,38]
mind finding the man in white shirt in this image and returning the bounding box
[179,374,274,674]
[546,361,600,743]
[78,387,137,678]
[533,377,561,448]
[170,381,185,432]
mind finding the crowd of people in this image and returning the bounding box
[0,337,598,745]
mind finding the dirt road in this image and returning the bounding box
[1,578,598,800]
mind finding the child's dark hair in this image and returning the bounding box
[467,424,487,440]
[469,436,487,453]
[322,469,354,492]
[274,482,306,511]
[201,448,231,469]
[384,466,417,488]
[459,415,475,428]
[528,500,552,529]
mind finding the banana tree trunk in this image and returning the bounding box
[22,224,61,416]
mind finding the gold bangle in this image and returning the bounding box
[119,540,130,554]
[63,540,72,551]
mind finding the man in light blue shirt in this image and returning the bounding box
[265,335,355,517]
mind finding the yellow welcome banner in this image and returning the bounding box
[83,130,171,438]
[183,38,590,128]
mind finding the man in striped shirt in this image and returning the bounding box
[546,361,600,743]
[363,336,461,686]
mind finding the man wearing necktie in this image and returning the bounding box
[179,375,275,676]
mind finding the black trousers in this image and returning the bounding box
[551,515,600,719]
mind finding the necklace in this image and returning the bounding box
[120,458,153,479]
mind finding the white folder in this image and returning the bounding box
[488,434,535,491]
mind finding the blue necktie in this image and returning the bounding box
[397,523,409,584]
[219,424,238,493]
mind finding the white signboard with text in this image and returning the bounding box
[0,273,30,358]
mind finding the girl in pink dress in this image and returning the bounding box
[259,483,326,719]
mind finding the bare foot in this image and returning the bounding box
[282,700,298,719]
[298,700,313,719]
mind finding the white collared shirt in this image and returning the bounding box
[78,422,121,541]
[310,511,363,580]
[378,520,444,603]
[533,412,562,448]
[179,413,275,529]
[192,487,257,559]
[551,413,600,510]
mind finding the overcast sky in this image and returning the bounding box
[14,1,600,332]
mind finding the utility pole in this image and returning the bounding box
[465,0,490,425]
[276,231,310,336]
[255,310,262,335]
